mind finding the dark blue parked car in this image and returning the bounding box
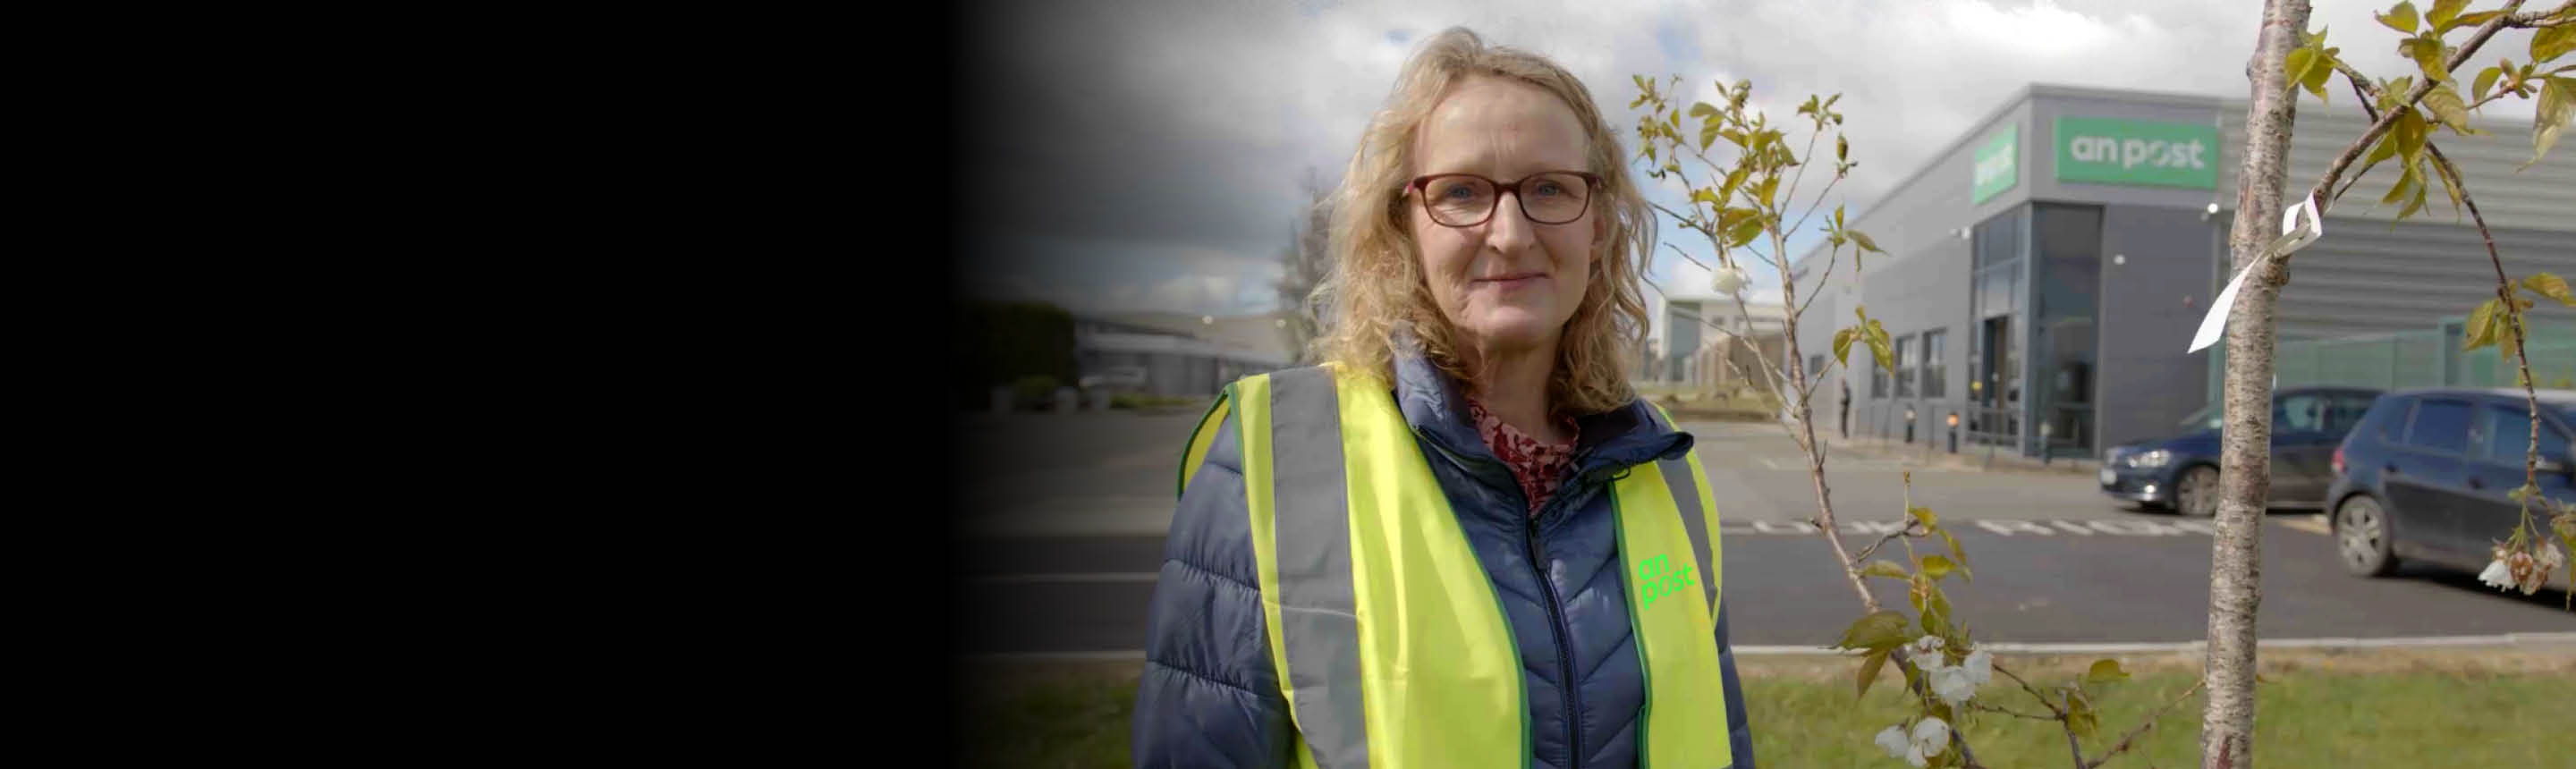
[2325,387,2576,579]
[2099,387,2382,517]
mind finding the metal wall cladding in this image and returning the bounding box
[2216,98,2576,233]
[2258,218,2576,341]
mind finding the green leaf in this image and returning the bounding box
[2475,66,2504,102]
[1692,189,1723,207]
[2446,10,2504,32]
[1833,327,1858,366]
[2431,153,2466,218]
[2526,76,2574,170]
[1837,133,1849,163]
[2066,690,2100,739]
[2426,0,2467,29]
[2382,162,2421,207]
[1755,175,1779,207]
[1939,528,1970,582]
[1690,101,1718,120]
[2304,47,2335,100]
[1850,230,1883,254]
[2463,297,2504,351]
[1908,505,1938,529]
[1866,318,1894,374]
[1835,204,1846,231]
[2405,35,2451,82]
[1835,609,1911,652]
[2378,1,2419,33]
[1856,648,1890,699]
[1861,560,1911,579]
[2286,46,2321,98]
[1720,167,1750,199]
[2397,107,2431,165]
[2087,658,2131,685]
[1920,554,1957,580]
[2366,131,2401,167]
[1699,118,1720,151]
[2537,24,2576,63]
[2424,84,2479,134]
[1725,215,1765,249]
[2523,273,2575,306]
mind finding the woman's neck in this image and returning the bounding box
[1462,341,1568,444]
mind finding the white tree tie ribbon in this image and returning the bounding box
[2188,197,2323,353]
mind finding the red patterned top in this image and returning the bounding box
[1463,395,1580,518]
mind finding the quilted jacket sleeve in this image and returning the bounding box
[1716,604,1758,768]
[1131,398,1296,769]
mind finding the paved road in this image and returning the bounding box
[953,412,2576,654]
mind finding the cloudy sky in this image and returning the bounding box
[952,0,2548,336]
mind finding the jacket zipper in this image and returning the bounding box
[1421,429,1606,769]
[1525,464,1598,769]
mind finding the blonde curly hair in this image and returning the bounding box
[1306,26,1652,416]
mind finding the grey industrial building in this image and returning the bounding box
[1791,84,2576,460]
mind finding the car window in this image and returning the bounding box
[2275,394,2326,432]
[2403,400,2473,453]
[2324,395,2377,435]
[2481,406,2572,465]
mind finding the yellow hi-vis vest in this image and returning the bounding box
[1181,365,1733,769]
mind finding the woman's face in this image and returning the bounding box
[1408,75,1603,358]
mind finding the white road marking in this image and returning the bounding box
[966,632,2576,662]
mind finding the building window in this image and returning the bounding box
[1871,358,1888,398]
[1922,330,1947,398]
[1894,334,1918,397]
[1807,354,1824,380]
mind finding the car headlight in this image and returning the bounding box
[2124,449,2173,468]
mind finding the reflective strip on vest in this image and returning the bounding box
[1237,366,1733,768]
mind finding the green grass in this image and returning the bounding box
[957,654,2572,768]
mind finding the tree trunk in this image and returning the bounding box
[2202,1,2310,766]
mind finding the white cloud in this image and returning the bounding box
[965,0,2553,318]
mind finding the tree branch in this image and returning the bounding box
[2303,0,2532,218]
[1848,520,1927,565]
[1972,702,2059,722]
[2334,57,2551,523]
[2082,678,2206,769]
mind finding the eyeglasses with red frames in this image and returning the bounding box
[1404,171,1603,227]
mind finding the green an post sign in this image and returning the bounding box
[2053,117,2219,189]
[1972,124,2017,204]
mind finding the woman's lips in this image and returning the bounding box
[1474,273,1548,290]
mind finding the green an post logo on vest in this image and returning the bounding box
[2053,116,2219,189]
[1635,554,1697,612]
[1971,123,2017,204]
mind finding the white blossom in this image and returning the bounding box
[1904,745,1927,767]
[1930,663,1977,706]
[2479,548,2516,591]
[1907,635,1945,658]
[1875,724,1910,760]
[1961,648,1993,688]
[1911,716,1951,759]
[1711,266,1750,294]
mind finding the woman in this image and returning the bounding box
[1134,27,1754,769]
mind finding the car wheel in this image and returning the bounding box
[2175,465,2220,518]
[2334,494,2398,577]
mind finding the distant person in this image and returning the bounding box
[1133,27,1755,769]
[1841,379,1852,439]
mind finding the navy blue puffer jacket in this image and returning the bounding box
[1131,343,1757,769]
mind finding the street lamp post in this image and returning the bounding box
[1946,411,1959,454]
